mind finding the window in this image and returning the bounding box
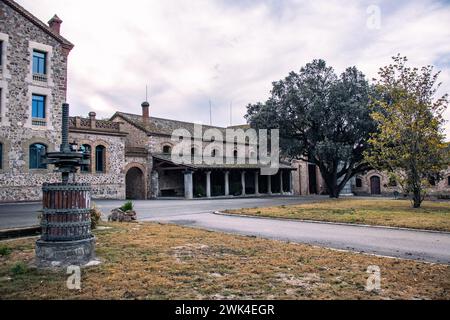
[233,150,238,158]
[32,50,47,75]
[29,143,47,169]
[429,177,436,186]
[0,41,3,66]
[32,94,46,119]
[0,143,3,170]
[191,147,197,156]
[95,145,105,173]
[211,149,217,157]
[163,145,172,154]
[448,176,450,186]
[80,144,91,173]
[356,178,362,188]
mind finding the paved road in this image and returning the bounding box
[0,196,323,229]
[149,212,450,264]
[1,196,449,264]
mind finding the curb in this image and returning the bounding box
[0,226,41,240]
[212,211,450,235]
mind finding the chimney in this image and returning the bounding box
[141,101,150,123]
[48,14,63,35]
[89,112,96,129]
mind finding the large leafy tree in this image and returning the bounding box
[246,59,376,198]
[366,55,449,208]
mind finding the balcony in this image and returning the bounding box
[32,73,48,83]
[32,118,47,127]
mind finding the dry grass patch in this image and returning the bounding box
[226,199,450,232]
[0,222,449,300]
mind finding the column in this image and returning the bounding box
[267,175,272,195]
[184,170,193,199]
[150,170,159,199]
[206,171,212,198]
[289,171,293,194]
[254,171,260,196]
[280,171,284,195]
[224,171,230,196]
[241,171,246,196]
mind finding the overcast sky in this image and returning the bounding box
[17,0,450,138]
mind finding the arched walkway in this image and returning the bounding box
[126,167,146,200]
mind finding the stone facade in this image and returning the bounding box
[1,0,448,203]
[0,0,73,202]
[292,162,450,197]
[68,114,127,200]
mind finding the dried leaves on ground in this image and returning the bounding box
[0,222,449,300]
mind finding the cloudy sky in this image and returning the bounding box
[17,0,450,138]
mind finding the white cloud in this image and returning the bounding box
[16,0,450,138]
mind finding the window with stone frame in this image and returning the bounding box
[162,145,172,154]
[29,143,47,169]
[95,145,106,173]
[356,178,363,188]
[32,50,46,74]
[0,142,3,170]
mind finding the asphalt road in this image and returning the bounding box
[0,196,322,229]
[1,196,449,264]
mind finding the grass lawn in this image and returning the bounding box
[0,222,449,300]
[225,199,450,232]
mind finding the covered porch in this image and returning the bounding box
[152,155,296,199]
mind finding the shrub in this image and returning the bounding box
[120,201,134,212]
[90,203,102,230]
[195,185,206,198]
[11,262,28,275]
[0,246,12,256]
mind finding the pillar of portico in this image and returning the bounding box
[280,171,284,195]
[206,171,212,198]
[184,170,194,199]
[241,171,246,196]
[150,170,159,199]
[224,171,230,196]
[254,171,260,196]
[289,171,293,194]
[267,175,272,195]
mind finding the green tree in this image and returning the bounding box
[246,60,376,198]
[366,55,449,208]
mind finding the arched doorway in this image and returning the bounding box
[126,167,145,200]
[370,176,381,195]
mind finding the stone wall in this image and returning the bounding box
[70,131,126,200]
[0,2,69,202]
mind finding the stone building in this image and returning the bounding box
[0,0,448,203]
[0,0,74,202]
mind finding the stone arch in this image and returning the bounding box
[74,139,94,173]
[92,139,110,174]
[23,137,55,173]
[125,164,147,200]
[369,175,381,195]
[161,143,173,154]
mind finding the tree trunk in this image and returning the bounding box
[413,188,422,208]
